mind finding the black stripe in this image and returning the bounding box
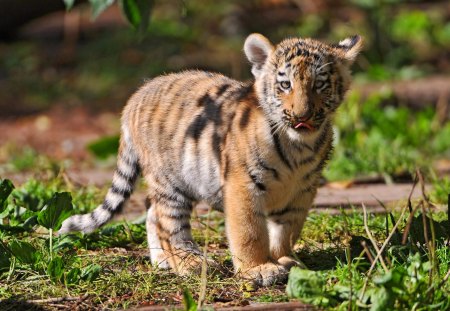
[170,223,191,236]
[116,165,139,182]
[296,156,315,167]
[235,83,254,101]
[186,114,208,140]
[268,206,299,217]
[212,132,222,162]
[102,199,124,213]
[239,107,252,129]
[303,145,333,181]
[223,155,230,180]
[255,154,279,180]
[314,123,331,152]
[160,212,190,220]
[89,213,99,226]
[145,197,152,210]
[270,127,293,170]
[111,184,131,199]
[248,171,266,192]
[173,186,196,202]
[155,191,192,209]
[216,84,230,97]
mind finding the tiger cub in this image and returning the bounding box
[60,33,362,286]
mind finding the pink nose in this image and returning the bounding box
[294,109,313,122]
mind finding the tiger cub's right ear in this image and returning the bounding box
[244,33,274,78]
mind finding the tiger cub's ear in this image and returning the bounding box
[333,35,363,64]
[244,33,274,78]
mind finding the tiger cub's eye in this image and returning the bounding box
[315,80,325,89]
[280,81,291,89]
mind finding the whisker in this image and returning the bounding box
[317,62,333,72]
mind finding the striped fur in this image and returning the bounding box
[59,33,362,286]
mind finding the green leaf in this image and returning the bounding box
[89,0,116,20]
[37,192,73,230]
[87,135,119,159]
[63,0,76,10]
[66,267,81,285]
[0,243,11,270]
[287,268,326,301]
[81,263,101,282]
[47,256,65,282]
[0,179,14,213]
[182,287,197,311]
[53,234,77,252]
[8,240,40,265]
[370,287,391,311]
[119,0,153,33]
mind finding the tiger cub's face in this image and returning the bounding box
[244,34,363,139]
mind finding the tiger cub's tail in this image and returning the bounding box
[59,129,140,234]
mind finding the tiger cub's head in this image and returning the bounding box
[244,33,362,139]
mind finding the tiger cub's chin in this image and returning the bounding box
[59,33,363,287]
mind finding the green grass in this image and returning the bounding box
[0,176,448,310]
[325,91,450,184]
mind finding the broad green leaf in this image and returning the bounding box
[81,264,101,282]
[53,234,77,252]
[22,215,38,231]
[47,256,65,282]
[287,268,325,300]
[370,287,391,311]
[182,287,197,311]
[37,192,73,230]
[0,179,14,213]
[89,0,116,20]
[8,240,40,265]
[119,0,153,33]
[63,0,76,10]
[66,267,81,285]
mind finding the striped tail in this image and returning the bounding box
[59,132,140,234]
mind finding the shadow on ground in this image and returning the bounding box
[0,298,46,311]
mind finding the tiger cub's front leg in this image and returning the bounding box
[267,191,316,269]
[223,178,288,286]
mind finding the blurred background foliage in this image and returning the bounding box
[0,0,449,183]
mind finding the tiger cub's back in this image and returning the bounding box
[122,71,257,206]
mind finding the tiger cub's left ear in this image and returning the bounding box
[333,35,363,64]
[244,33,274,78]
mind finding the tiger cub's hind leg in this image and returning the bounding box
[145,199,170,269]
[147,189,213,275]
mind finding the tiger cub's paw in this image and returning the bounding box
[240,262,289,287]
[174,252,220,276]
[277,256,307,270]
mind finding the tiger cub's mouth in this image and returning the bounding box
[294,122,315,131]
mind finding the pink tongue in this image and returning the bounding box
[295,122,314,130]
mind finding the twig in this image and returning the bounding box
[28,294,88,304]
[425,268,450,296]
[362,203,388,273]
[401,175,419,244]
[197,205,212,309]
[359,204,407,301]
[361,241,374,265]
[401,203,421,245]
